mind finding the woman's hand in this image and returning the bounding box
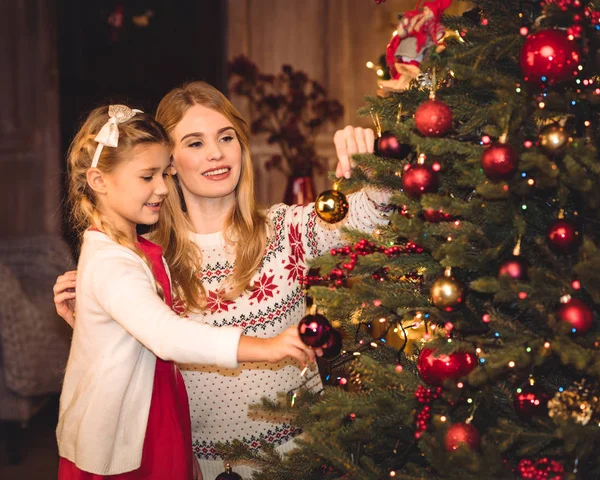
[53,270,77,327]
[192,454,203,480]
[333,126,376,179]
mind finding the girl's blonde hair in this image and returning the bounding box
[67,105,205,312]
[156,81,268,300]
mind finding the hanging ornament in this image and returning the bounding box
[519,29,581,85]
[546,217,581,254]
[415,99,453,137]
[538,123,569,154]
[498,238,529,281]
[315,181,349,224]
[514,384,550,419]
[375,131,411,159]
[556,296,594,334]
[430,267,465,312]
[481,142,519,181]
[402,154,439,199]
[215,464,243,480]
[444,422,481,451]
[417,348,477,386]
[298,313,332,347]
[322,328,343,359]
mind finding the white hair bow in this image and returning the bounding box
[90,105,143,168]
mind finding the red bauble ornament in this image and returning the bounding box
[556,298,594,334]
[520,29,581,85]
[415,99,453,137]
[215,464,243,480]
[481,143,519,181]
[444,423,480,451]
[546,219,581,254]
[513,385,550,419]
[498,256,529,281]
[417,348,477,386]
[298,314,331,347]
[321,328,343,359]
[375,131,411,159]
[402,164,439,199]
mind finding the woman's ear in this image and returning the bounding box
[86,168,108,195]
[169,157,177,175]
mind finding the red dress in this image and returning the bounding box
[59,236,193,480]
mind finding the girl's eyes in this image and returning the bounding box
[220,135,234,143]
[142,176,153,181]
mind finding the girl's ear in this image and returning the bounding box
[86,168,108,195]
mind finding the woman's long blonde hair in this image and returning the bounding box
[155,81,268,300]
[67,105,205,312]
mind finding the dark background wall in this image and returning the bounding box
[0,0,227,239]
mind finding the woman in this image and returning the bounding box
[54,81,388,479]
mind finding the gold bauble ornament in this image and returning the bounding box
[315,182,349,224]
[430,267,465,311]
[538,123,569,153]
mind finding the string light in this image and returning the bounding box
[544,342,551,348]
[457,382,464,388]
[482,314,491,323]
[395,364,403,373]
[440,416,447,422]
[572,280,581,289]
[509,361,516,368]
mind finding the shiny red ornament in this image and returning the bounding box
[321,328,343,359]
[519,29,581,85]
[444,423,480,451]
[375,131,411,159]
[298,313,331,347]
[546,219,581,254]
[556,298,594,334]
[417,348,477,386]
[513,385,550,419]
[498,256,529,281]
[402,164,439,199]
[414,99,453,137]
[481,143,519,181]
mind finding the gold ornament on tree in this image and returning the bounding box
[430,267,466,311]
[315,181,349,224]
[538,122,569,154]
[548,380,600,426]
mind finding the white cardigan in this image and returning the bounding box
[56,231,243,475]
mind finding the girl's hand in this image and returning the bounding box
[53,270,77,327]
[267,325,323,365]
[333,126,376,179]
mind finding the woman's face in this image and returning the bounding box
[171,104,243,202]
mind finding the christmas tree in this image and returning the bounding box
[221,1,600,478]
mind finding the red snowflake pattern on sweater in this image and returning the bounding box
[284,255,304,281]
[205,290,235,313]
[288,223,305,261]
[248,273,278,303]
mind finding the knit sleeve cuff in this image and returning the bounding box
[212,326,244,369]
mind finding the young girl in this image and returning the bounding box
[56,105,316,480]
[54,84,386,479]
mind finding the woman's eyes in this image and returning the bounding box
[142,176,153,181]
[187,135,235,148]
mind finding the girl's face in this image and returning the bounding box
[171,104,243,203]
[98,143,170,235]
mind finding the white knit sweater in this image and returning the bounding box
[56,231,243,475]
[183,190,390,465]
